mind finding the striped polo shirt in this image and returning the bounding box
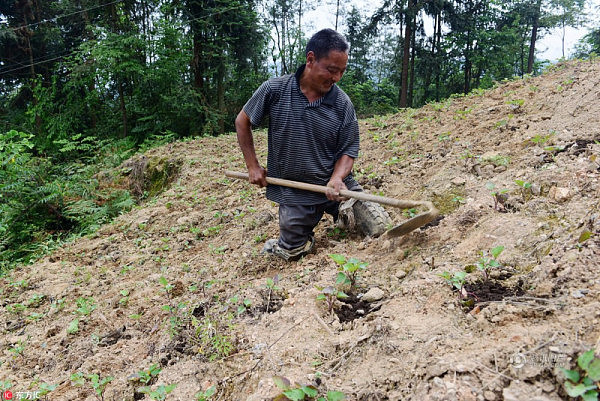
[243,64,360,205]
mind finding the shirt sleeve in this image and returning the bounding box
[242,80,273,127]
[335,106,360,161]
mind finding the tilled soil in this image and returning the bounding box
[1,59,599,401]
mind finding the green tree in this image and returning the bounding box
[186,0,268,135]
[548,0,587,59]
[573,27,600,57]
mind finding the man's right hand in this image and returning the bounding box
[248,166,267,187]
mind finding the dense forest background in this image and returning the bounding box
[1,0,600,269]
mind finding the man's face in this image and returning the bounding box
[305,50,348,95]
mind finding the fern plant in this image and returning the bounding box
[0,130,136,271]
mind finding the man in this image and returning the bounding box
[235,28,388,260]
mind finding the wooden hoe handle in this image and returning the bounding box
[224,170,432,210]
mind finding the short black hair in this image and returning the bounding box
[305,29,349,60]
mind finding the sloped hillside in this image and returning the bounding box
[1,59,599,401]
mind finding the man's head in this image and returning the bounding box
[303,29,349,96]
[305,28,349,60]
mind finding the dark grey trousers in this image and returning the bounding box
[278,201,340,250]
[277,183,362,250]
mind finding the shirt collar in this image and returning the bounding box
[294,64,338,106]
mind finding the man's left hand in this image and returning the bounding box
[326,177,348,202]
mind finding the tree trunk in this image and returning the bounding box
[335,0,340,31]
[298,0,303,59]
[464,28,472,94]
[193,35,203,90]
[435,12,442,101]
[424,12,439,102]
[527,0,542,74]
[408,15,416,108]
[399,0,413,108]
[23,12,42,132]
[119,81,128,138]
[217,57,225,135]
[281,11,288,74]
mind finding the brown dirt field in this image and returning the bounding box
[1,59,599,401]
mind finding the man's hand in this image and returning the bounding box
[248,165,267,188]
[326,176,348,202]
[326,155,354,202]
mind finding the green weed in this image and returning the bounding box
[438,271,468,299]
[196,385,216,401]
[272,376,346,401]
[139,384,177,401]
[132,363,161,384]
[329,254,368,291]
[515,179,532,201]
[475,245,504,281]
[316,286,348,314]
[486,182,509,211]
[71,372,114,401]
[562,349,600,400]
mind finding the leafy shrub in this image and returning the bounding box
[0,130,135,271]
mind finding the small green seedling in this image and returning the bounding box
[561,349,600,400]
[438,132,452,145]
[316,286,348,314]
[8,339,26,360]
[530,132,554,146]
[5,303,27,314]
[71,372,114,401]
[483,154,510,167]
[36,382,57,398]
[329,254,368,290]
[133,363,161,384]
[265,275,281,313]
[578,230,595,250]
[159,277,174,297]
[403,208,418,218]
[460,149,477,164]
[326,226,348,239]
[384,156,403,165]
[119,289,130,307]
[266,275,281,292]
[26,294,46,308]
[89,374,114,401]
[75,297,97,316]
[228,295,252,316]
[486,182,509,211]
[254,233,268,243]
[452,195,466,206]
[476,245,504,281]
[70,372,85,386]
[67,318,79,334]
[238,299,252,315]
[272,376,346,401]
[515,179,532,201]
[0,380,12,393]
[507,98,525,109]
[139,383,177,401]
[195,385,216,401]
[438,271,469,299]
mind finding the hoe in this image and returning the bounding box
[225,170,439,237]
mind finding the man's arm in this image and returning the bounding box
[326,154,354,201]
[235,110,267,187]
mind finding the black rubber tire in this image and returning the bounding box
[352,201,392,237]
